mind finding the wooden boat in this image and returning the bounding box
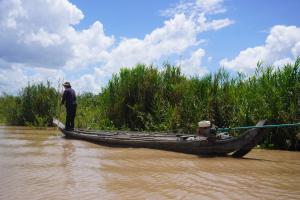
[53,118,269,157]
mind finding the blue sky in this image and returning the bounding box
[70,0,300,72]
[0,0,299,94]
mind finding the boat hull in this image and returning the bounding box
[53,118,268,157]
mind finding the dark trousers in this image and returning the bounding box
[65,104,77,130]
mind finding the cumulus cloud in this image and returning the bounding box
[178,48,208,76]
[65,21,114,69]
[0,0,84,68]
[0,0,113,93]
[0,0,233,94]
[0,0,114,70]
[0,65,64,93]
[0,66,27,93]
[220,25,300,73]
[292,41,300,57]
[98,14,198,75]
[96,0,233,78]
[71,73,101,94]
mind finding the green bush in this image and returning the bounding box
[0,81,60,127]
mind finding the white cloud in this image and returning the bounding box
[292,41,300,57]
[196,13,234,32]
[98,14,198,76]
[0,0,233,94]
[162,0,225,17]
[0,0,114,70]
[0,0,84,68]
[196,0,226,14]
[72,73,101,94]
[178,48,208,76]
[29,67,64,83]
[96,0,234,79]
[0,0,113,94]
[0,65,64,93]
[161,0,234,32]
[0,66,27,93]
[273,57,294,67]
[65,21,114,69]
[220,25,300,73]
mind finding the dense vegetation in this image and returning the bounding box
[0,59,299,150]
[0,81,60,127]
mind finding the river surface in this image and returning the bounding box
[0,126,299,200]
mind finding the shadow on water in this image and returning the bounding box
[194,154,282,163]
[239,155,300,166]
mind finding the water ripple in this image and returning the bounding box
[0,127,299,200]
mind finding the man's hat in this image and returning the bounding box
[198,120,211,128]
[62,82,71,87]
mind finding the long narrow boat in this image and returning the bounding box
[53,118,269,157]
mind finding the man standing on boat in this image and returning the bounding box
[61,82,77,130]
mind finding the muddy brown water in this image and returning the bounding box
[0,126,299,200]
